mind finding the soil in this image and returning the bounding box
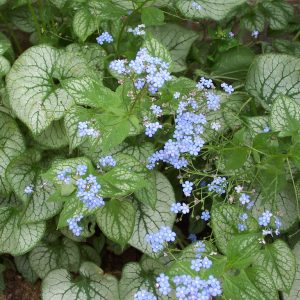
[1,270,41,300]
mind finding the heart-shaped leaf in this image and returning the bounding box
[42,262,119,300]
[0,112,25,195]
[6,45,90,134]
[0,207,45,256]
[97,199,135,247]
[176,0,247,21]
[128,172,176,256]
[29,237,80,279]
[246,54,300,109]
[254,240,296,292]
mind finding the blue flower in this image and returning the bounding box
[239,193,250,205]
[134,290,157,300]
[156,274,171,296]
[128,24,146,36]
[67,215,83,236]
[238,223,247,232]
[24,185,33,194]
[57,167,72,184]
[145,122,162,137]
[146,226,176,253]
[251,30,259,38]
[188,233,197,242]
[221,82,234,94]
[77,121,99,137]
[258,210,272,226]
[182,181,193,197]
[96,32,113,45]
[99,155,116,167]
[207,177,227,195]
[76,165,87,176]
[201,210,210,221]
[150,104,162,116]
[206,92,221,111]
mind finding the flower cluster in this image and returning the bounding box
[128,24,146,36]
[76,174,104,209]
[156,273,171,296]
[221,82,234,94]
[67,215,83,236]
[145,226,176,253]
[57,167,72,184]
[147,97,207,169]
[237,213,248,232]
[206,91,221,111]
[196,77,214,90]
[109,48,172,94]
[96,32,113,45]
[150,104,162,116]
[57,165,105,234]
[98,155,116,167]
[145,122,162,137]
[258,210,282,236]
[207,177,227,195]
[78,121,100,138]
[170,202,190,214]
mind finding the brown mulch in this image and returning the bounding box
[0,270,41,300]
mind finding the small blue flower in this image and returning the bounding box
[239,193,250,205]
[96,32,113,45]
[67,215,83,236]
[24,185,33,194]
[150,104,162,116]
[238,223,247,232]
[262,126,270,133]
[188,233,197,242]
[201,210,210,221]
[76,165,87,176]
[221,82,234,94]
[251,30,259,39]
[134,290,157,300]
[128,24,146,36]
[145,122,162,137]
[258,210,272,226]
[182,181,193,197]
[146,226,176,253]
[99,155,116,167]
[156,274,171,296]
[170,203,182,213]
[207,177,227,195]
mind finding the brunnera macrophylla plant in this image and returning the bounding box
[0,0,300,299]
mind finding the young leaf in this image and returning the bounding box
[42,262,119,300]
[254,240,296,292]
[141,7,164,26]
[0,207,45,256]
[96,199,135,247]
[6,45,90,134]
[0,56,10,77]
[73,8,98,42]
[226,233,261,269]
[29,237,80,279]
[246,54,300,109]
[128,172,176,256]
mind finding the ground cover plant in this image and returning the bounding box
[0,0,300,299]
